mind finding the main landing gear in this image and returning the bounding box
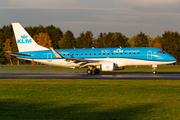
[94,69,100,74]
[86,68,100,75]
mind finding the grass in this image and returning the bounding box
[1,79,180,119]
[0,65,180,73]
[116,66,180,73]
[0,65,86,73]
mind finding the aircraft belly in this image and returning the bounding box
[20,58,75,68]
[81,58,174,66]
[36,59,75,67]
[132,59,174,65]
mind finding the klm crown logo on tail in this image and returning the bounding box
[17,34,32,43]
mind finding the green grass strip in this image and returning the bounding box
[0,79,180,120]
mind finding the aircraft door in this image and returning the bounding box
[147,50,152,59]
[47,53,52,62]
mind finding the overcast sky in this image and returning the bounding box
[0,0,180,38]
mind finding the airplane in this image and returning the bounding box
[7,23,176,75]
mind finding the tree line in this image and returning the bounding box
[0,24,179,64]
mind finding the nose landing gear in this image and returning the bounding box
[152,65,157,74]
[153,70,157,74]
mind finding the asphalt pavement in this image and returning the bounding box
[0,73,180,79]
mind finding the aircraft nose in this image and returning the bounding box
[168,55,176,62]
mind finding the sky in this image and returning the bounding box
[0,0,180,38]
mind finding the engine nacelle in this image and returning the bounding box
[101,62,115,71]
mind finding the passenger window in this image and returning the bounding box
[90,53,91,55]
[121,53,122,55]
[107,53,109,55]
[68,54,69,56]
[116,53,118,55]
[103,53,105,55]
[99,53,101,55]
[72,54,74,56]
[125,52,127,54]
[81,53,83,55]
[138,52,140,54]
[129,52,131,54]
[94,53,96,55]
[134,52,135,54]
[112,53,114,55]
[63,54,65,56]
[85,53,87,55]
[76,54,78,56]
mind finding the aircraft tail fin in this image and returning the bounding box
[12,23,48,52]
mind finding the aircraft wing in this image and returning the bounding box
[64,58,99,63]
[4,51,33,57]
[50,47,100,67]
[50,47,64,58]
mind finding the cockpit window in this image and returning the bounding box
[158,51,166,54]
[158,51,162,54]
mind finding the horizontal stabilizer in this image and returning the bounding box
[4,51,32,57]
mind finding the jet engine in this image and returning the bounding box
[101,62,115,71]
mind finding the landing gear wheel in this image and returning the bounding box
[86,69,93,75]
[152,65,157,75]
[94,69,100,74]
[153,70,157,74]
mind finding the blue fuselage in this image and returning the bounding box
[18,47,176,62]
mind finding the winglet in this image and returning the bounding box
[50,47,64,58]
